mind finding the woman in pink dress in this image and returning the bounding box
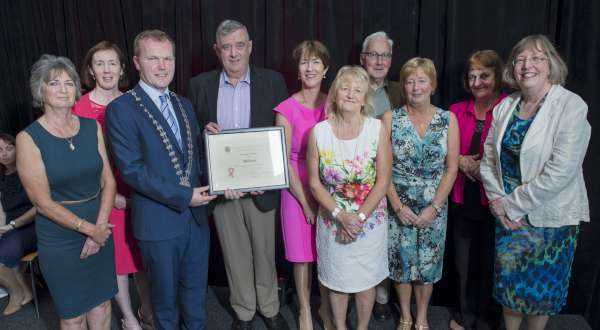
[72,41,152,330]
[273,40,331,330]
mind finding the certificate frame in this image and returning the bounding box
[204,126,290,195]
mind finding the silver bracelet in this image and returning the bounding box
[331,207,341,219]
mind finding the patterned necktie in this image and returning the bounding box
[159,94,182,148]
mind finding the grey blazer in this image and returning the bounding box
[480,84,591,227]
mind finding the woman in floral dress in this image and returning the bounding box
[307,65,391,330]
[382,57,459,330]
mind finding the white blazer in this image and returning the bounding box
[480,85,591,227]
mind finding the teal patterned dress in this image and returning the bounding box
[24,118,117,319]
[388,107,449,283]
[494,103,579,315]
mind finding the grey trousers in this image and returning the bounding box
[213,198,279,321]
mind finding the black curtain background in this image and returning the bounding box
[1,0,599,326]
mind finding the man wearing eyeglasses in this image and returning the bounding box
[188,19,289,330]
[360,31,402,119]
[359,31,400,321]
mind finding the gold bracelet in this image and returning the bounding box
[74,219,84,231]
[394,204,405,214]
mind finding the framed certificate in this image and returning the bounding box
[204,126,290,194]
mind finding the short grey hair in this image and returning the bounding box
[503,34,568,88]
[361,31,393,53]
[215,19,250,44]
[29,54,81,109]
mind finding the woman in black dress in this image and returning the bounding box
[0,133,36,316]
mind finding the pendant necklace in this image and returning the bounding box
[44,115,76,151]
[63,116,76,151]
[66,136,75,151]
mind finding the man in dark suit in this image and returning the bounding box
[105,30,216,330]
[188,20,289,330]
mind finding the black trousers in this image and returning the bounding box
[449,202,500,329]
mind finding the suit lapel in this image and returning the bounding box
[520,85,559,154]
[170,93,189,162]
[208,71,220,124]
[494,96,520,158]
[135,84,184,156]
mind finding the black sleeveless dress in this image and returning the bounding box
[24,118,116,319]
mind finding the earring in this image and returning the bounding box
[323,74,326,79]
[91,74,96,81]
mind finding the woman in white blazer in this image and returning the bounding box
[480,35,591,330]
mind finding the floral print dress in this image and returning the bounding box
[388,107,449,283]
[314,117,388,293]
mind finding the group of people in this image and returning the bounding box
[0,17,590,330]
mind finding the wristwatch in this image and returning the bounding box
[331,207,341,219]
[431,203,442,215]
[8,220,17,229]
[358,212,367,222]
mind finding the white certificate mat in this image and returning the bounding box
[205,126,290,194]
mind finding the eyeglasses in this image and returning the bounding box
[361,52,392,60]
[512,56,547,67]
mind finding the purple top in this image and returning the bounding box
[217,69,251,130]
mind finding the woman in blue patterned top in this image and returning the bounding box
[480,35,591,330]
[382,57,459,330]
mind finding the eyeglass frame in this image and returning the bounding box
[361,51,393,61]
[512,55,548,67]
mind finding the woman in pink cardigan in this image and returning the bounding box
[448,50,506,330]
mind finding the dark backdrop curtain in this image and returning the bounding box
[1,0,598,326]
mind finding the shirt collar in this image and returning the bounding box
[139,80,170,103]
[219,68,251,87]
[371,79,388,91]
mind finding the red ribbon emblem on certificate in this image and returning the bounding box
[228,167,235,178]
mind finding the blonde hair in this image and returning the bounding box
[398,57,437,101]
[133,30,175,57]
[327,65,374,119]
[503,34,568,88]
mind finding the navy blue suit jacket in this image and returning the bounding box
[105,84,207,241]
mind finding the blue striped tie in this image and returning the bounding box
[159,94,182,148]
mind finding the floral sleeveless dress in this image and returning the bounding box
[314,117,388,293]
[388,106,449,284]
